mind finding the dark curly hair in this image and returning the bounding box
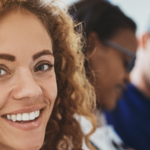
[69,0,136,44]
[0,0,97,150]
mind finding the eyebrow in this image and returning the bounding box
[0,50,53,62]
[33,50,53,60]
[0,54,15,61]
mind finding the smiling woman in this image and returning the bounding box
[0,0,96,150]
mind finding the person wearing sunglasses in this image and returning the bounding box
[69,0,137,149]
[105,22,150,150]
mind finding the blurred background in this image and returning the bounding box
[61,0,150,37]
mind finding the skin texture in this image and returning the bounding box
[0,10,57,150]
[130,33,150,98]
[87,29,137,110]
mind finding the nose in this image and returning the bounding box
[122,70,130,85]
[12,69,42,101]
[118,67,129,86]
[125,73,130,83]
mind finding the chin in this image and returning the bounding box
[107,103,117,111]
[0,125,46,150]
[12,135,44,150]
[100,97,117,111]
[102,104,116,111]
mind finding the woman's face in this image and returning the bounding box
[0,11,57,150]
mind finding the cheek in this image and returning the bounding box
[0,83,12,109]
[42,74,57,105]
[0,92,7,109]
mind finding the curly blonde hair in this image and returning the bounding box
[0,0,97,149]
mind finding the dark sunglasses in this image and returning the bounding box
[105,40,136,72]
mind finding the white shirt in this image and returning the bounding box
[77,113,123,150]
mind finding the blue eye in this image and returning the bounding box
[35,63,53,72]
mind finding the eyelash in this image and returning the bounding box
[0,66,9,77]
[0,61,54,77]
[34,62,54,72]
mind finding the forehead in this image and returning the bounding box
[111,29,137,53]
[0,10,52,58]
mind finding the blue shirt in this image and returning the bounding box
[105,83,150,150]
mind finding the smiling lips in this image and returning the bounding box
[2,107,44,130]
[6,110,40,122]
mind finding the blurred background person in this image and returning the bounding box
[69,0,137,149]
[105,20,150,150]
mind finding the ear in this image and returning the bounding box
[141,32,150,50]
[86,32,103,57]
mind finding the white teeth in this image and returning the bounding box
[17,114,22,121]
[11,115,17,122]
[22,113,29,121]
[6,109,40,122]
[35,110,38,118]
[37,110,40,117]
[7,115,11,120]
[30,112,35,120]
